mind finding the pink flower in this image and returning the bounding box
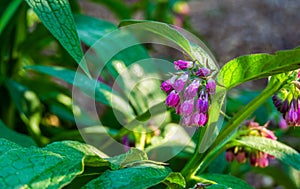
[173,74,188,92]
[196,91,209,113]
[180,99,194,116]
[196,67,210,77]
[184,79,200,99]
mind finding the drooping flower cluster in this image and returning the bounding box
[161,60,216,127]
[272,70,300,127]
[225,120,277,168]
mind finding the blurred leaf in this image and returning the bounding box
[82,164,171,189]
[89,0,131,19]
[236,136,300,171]
[0,0,23,35]
[0,119,36,147]
[5,79,44,144]
[163,172,186,189]
[26,65,135,119]
[0,139,108,188]
[25,0,90,76]
[253,166,298,189]
[219,49,300,89]
[201,174,253,189]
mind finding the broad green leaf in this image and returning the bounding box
[25,65,135,119]
[164,172,186,189]
[201,174,253,189]
[0,119,36,147]
[0,138,22,155]
[0,139,107,188]
[219,49,300,89]
[107,148,148,170]
[82,164,172,189]
[236,136,300,171]
[0,0,23,35]
[25,0,89,76]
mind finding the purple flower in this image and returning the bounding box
[173,74,188,92]
[184,79,200,99]
[180,99,194,116]
[161,80,173,93]
[174,60,193,70]
[206,79,216,95]
[286,102,298,125]
[279,117,288,130]
[196,67,210,77]
[196,91,209,113]
[191,112,208,127]
[166,90,180,107]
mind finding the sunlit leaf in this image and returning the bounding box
[219,49,300,89]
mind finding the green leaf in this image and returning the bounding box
[163,172,186,189]
[219,49,300,89]
[74,14,116,46]
[25,65,135,119]
[0,0,23,35]
[201,174,253,189]
[0,119,36,147]
[236,136,300,171]
[82,164,172,189]
[25,0,89,76]
[0,139,107,188]
[107,148,148,170]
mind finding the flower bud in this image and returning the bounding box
[166,90,180,107]
[174,60,193,70]
[173,73,188,92]
[196,91,209,113]
[225,151,235,162]
[184,79,200,99]
[206,79,216,95]
[236,151,247,163]
[180,99,194,116]
[196,67,210,77]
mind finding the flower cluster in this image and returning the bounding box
[225,120,277,168]
[161,60,216,127]
[272,70,300,127]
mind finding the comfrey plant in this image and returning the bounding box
[161,60,216,127]
[1,0,300,188]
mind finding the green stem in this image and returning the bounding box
[181,77,286,182]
